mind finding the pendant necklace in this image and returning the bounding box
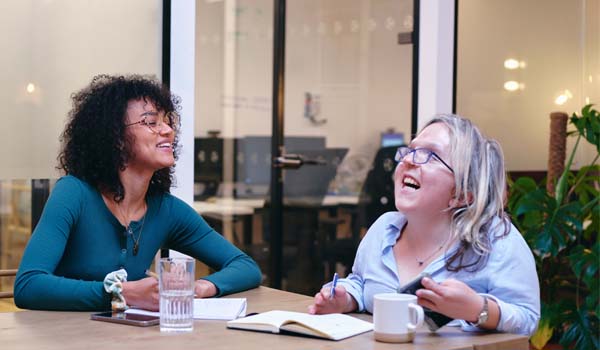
[129,213,146,256]
[118,202,147,256]
[415,243,444,266]
[411,234,451,266]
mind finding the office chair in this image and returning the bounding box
[317,146,399,278]
[358,145,398,227]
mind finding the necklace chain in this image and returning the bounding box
[415,243,444,266]
[409,234,451,266]
[117,202,146,256]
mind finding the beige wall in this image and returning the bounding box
[457,0,599,171]
[1,0,162,180]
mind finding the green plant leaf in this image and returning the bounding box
[530,316,554,350]
[571,104,600,153]
[559,308,599,350]
[509,104,599,350]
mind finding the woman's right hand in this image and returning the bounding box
[308,285,357,314]
[122,277,159,311]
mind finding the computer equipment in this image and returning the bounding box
[235,136,326,198]
[194,137,227,200]
[381,131,405,148]
[282,147,349,207]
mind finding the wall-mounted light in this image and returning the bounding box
[504,81,523,92]
[504,58,526,70]
[585,97,590,105]
[554,89,573,105]
[26,83,36,94]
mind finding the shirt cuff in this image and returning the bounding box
[460,293,500,332]
[336,280,364,312]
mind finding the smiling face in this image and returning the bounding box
[124,98,175,173]
[394,122,456,218]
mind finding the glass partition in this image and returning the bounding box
[194,0,414,294]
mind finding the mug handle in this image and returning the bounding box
[407,303,425,331]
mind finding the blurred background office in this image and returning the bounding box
[1,0,598,300]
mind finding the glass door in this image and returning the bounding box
[194,0,414,295]
[278,0,414,294]
[194,0,275,282]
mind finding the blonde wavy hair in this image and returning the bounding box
[424,114,510,272]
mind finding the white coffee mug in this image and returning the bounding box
[373,293,425,343]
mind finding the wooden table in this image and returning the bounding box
[0,287,528,350]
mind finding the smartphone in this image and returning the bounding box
[91,312,160,327]
[397,273,454,331]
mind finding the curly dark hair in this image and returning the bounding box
[58,74,181,202]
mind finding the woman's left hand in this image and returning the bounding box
[194,279,217,298]
[415,277,483,323]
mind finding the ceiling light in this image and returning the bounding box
[554,90,573,105]
[504,81,520,91]
[504,59,519,70]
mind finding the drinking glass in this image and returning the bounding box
[159,257,195,332]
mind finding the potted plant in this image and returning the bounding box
[508,104,599,350]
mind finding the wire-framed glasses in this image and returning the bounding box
[394,146,454,173]
[125,111,179,134]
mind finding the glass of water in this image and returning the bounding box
[159,257,195,332]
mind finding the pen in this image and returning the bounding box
[145,269,158,279]
[329,272,338,299]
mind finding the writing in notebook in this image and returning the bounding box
[126,298,246,321]
[226,310,373,341]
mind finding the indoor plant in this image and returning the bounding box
[508,104,599,350]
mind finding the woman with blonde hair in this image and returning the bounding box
[309,114,540,336]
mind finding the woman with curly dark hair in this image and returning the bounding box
[14,74,261,311]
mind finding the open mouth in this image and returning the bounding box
[156,142,172,149]
[402,175,421,190]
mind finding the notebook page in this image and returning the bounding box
[194,298,247,320]
[280,312,373,340]
[126,298,247,320]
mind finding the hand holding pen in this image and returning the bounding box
[308,272,358,314]
[329,273,339,299]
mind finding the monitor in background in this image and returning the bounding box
[235,136,326,198]
[380,131,404,148]
[194,137,232,200]
[282,147,348,207]
[235,136,271,198]
[285,136,326,153]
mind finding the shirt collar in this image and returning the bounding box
[381,212,408,252]
[379,212,464,271]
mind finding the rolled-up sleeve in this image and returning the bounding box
[471,226,540,336]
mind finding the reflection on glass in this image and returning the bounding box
[194,0,414,294]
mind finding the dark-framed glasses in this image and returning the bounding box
[394,146,454,173]
[126,111,179,134]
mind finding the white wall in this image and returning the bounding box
[170,0,195,204]
[195,0,414,163]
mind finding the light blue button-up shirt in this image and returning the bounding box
[335,211,540,336]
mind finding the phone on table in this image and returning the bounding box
[91,311,159,327]
[397,273,454,331]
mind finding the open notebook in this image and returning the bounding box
[126,298,246,321]
[226,310,373,341]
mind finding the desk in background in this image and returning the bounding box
[194,196,362,293]
[1,286,528,350]
[193,195,359,243]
